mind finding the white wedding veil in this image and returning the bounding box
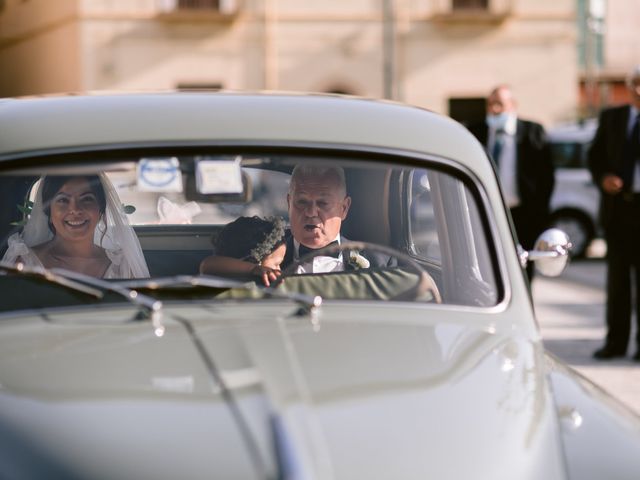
[3,173,149,279]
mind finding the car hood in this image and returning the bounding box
[0,301,566,479]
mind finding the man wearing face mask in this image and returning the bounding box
[468,85,554,281]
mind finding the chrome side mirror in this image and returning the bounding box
[520,228,572,277]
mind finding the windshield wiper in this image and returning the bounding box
[1,263,164,335]
[47,268,165,337]
[122,274,323,311]
[122,274,247,291]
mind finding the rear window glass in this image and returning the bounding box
[550,142,590,169]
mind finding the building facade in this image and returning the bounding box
[577,0,640,113]
[0,0,580,125]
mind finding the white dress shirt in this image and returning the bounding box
[489,114,520,208]
[294,234,344,273]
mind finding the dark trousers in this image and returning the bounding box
[604,194,640,353]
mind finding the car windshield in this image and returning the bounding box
[0,151,501,311]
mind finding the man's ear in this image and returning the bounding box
[286,193,291,210]
[341,196,352,219]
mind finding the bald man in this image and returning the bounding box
[468,85,554,282]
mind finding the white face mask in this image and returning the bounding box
[486,112,509,130]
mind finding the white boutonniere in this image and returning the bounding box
[348,250,370,269]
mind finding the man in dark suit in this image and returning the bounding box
[283,164,394,272]
[468,85,554,281]
[588,66,640,360]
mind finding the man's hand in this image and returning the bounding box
[251,264,282,287]
[602,174,624,195]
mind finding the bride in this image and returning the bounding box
[2,174,149,279]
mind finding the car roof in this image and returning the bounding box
[0,91,489,171]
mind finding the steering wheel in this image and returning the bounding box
[270,240,442,303]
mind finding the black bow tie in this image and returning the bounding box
[298,240,341,258]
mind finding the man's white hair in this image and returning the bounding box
[289,165,347,196]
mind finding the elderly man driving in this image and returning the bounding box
[200,164,394,284]
[283,164,394,273]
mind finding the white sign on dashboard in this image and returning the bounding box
[196,157,243,194]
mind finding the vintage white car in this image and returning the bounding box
[0,93,638,479]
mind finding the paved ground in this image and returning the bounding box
[532,255,640,415]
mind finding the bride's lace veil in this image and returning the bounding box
[19,173,149,278]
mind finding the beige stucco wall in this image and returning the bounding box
[602,0,640,77]
[253,0,577,124]
[400,14,577,124]
[271,20,383,96]
[0,0,578,125]
[0,0,82,96]
[80,19,265,91]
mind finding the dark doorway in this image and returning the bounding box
[452,0,489,9]
[178,0,220,9]
[448,97,486,127]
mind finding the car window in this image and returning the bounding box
[550,141,592,169]
[408,169,440,262]
[550,142,581,168]
[548,121,596,170]
[0,151,500,308]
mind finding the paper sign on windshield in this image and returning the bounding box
[196,157,243,194]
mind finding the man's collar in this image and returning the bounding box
[293,234,341,260]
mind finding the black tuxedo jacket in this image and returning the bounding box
[587,104,635,231]
[282,233,395,271]
[467,118,554,242]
